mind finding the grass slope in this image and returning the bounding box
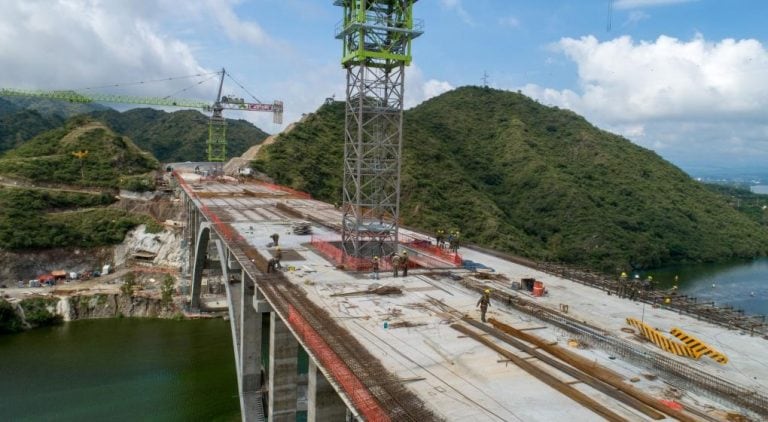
[0,116,158,190]
[256,87,768,271]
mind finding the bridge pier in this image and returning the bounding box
[268,312,299,422]
[308,359,347,422]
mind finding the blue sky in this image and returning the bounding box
[1,0,768,177]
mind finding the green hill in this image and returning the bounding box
[0,109,65,155]
[0,116,158,190]
[254,87,768,271]
[89,108,270,162]
[0,117,161,251]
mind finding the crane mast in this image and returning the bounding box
[0,69,283,163]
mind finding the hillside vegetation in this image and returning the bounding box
[0,186,159,250]
[89,108,270,162]
[255,87,768,271]
[0,116,158,190]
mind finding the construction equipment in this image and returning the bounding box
[0,68,283,162]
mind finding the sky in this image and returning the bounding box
[1,0,767,177]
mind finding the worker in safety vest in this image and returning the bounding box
[391,253,401,277]
[477,289,491,322]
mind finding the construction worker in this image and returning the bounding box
[274,246,282,270]
[436,229,445,249]
[266,258,277,273]
[618,271,628,297]
[372,256,380,280]
[270,233,279,247]
[401,250,409,276]
[477,289,491,322]
[391,252,401,277]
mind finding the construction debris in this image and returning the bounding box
[330,285,403,297]
[292,221,312,235]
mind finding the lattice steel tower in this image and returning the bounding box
[334,0,423,261]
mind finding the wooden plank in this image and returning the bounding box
[489,318,698,422]
[451,323,628,422]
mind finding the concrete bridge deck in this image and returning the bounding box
[173,164,768,422]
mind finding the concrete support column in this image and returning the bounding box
[268,312,298,422]
[307,360,347,422]
[240,271,263,421]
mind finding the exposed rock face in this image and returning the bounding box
[113,225,184,270]
[61,293,177,321]
[0,247,113,282]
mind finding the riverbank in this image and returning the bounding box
[0,290,182,335]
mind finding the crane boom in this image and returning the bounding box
[0,88,283,121]
[0,72,284,163]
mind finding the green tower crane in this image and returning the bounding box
[0,68,283,162]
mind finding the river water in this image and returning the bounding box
[0,318,240,421]
[638,258,768,316]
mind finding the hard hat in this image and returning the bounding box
[620,272,627,277]
[276,246,281,250]
[402,250,408,254]
[484,289,490,294]
[634,274,640,279]
[373,256,379,260]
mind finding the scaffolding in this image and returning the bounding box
[335,0,423,261]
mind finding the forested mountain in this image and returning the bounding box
[0,96,107,118]
[254,87,768,271]
[89,108,270,162]
[0,97,270,162]
[0,110,65,155]
[0,117,160,250]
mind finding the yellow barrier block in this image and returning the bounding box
[626,318,696,358]
[669,328,728,365]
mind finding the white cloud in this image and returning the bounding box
[405,65,455,109]
[440,0,474,26]
[623,10,650,27]
[615,0,698,9]
[0,1,209,97]
[498,16,521,29]
[521,34,768,170]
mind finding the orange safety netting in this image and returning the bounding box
[310,234,462,271]
[287,304,390,421]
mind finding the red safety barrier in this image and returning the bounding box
[310,234,461,271]
[398,232,462,265]
[287,304,390,421]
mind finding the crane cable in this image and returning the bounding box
[607,0,614,32]
[225,72,264,104]
[160,73,220,100]
[76,71,220,92]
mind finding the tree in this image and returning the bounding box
[120,272,137,296]
[161,274,175,305]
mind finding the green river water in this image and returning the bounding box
[0,318,240,421]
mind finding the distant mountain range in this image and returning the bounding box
[0,96,269,162]
[254,87,768,271]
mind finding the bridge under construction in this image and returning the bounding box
[175,163,768,422]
